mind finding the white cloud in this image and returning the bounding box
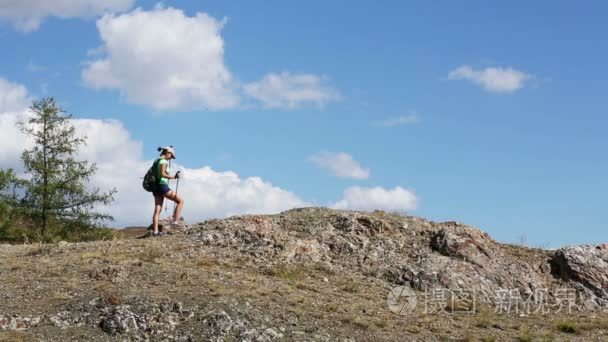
[244,72,340,109]
[0,110,29,169]
[331,186,418,212]
[81,7,339,111]
[170,167,309,222]
[448,65,532,93]
[82,6,239,111]
[1,79,419,227]
[0,77,311,227]
[79,121,310,226]
[309,151,370,180]
[376,113,419,127]
[0,78,29,112]
[0,79,31,168]
[0,0,134,32]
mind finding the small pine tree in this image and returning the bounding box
[18,97,116,238]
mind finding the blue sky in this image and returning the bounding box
[1,1,607,247]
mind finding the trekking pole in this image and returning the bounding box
[174,171,181,214]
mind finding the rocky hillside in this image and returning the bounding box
[191,208,608,309]
[1,208,607,341]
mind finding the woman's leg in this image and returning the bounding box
[152,195,164,233]
[164,190,184,222]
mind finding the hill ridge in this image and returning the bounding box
[1,207,607,341]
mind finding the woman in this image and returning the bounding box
[151,146,184,237]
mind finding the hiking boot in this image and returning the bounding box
[169,219,189,231]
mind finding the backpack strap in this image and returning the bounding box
[154,158,162,184]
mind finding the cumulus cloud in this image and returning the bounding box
[0,78,29,112]
[0,78,31,169]
[448,65,532,93]
[309,151,370,180]
[0,0,134,32]
[244,72,340,109]
[1,79,418,226]
[80,121,309,226]
[169,167,308,222]
[14,119,308,226]
[331,186,418,212]
[0,77,310,227]
[82,6,239,111]
[376,113,419,127]
[82,6,339,111]
[0,111,29,169]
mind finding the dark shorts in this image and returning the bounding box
[153,183,171,196]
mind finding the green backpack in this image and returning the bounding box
[142,159,162,192]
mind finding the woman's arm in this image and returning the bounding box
[160,163,175,179]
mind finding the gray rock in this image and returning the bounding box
[430,222,494,266]
[551,245,608,302]
[0,315,43,331]
[189,207,607,311]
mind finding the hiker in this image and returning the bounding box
[151,146,184,237]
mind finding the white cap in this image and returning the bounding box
[162,146,176,159]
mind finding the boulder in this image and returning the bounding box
[551,245,608,300]
[430,222,494,267]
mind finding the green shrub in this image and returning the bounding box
[0,215,116,243]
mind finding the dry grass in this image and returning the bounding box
[406,326,420,334]
[0,231,606,341]
[295,282,319,292]
[340,315,370,330]
[137,243,167,263]
[554,320,579,334]
[25,243,54,256]
[78,251,103,260]
[518,326,533,342]
[0,331,28,342]
[339,283,359,293]
[576,317,608,332]
[311,262,336,276]
[474,307,495,328]
[263,263,305,281]
[325,303,339,312]
[195,255,219,268]
[373,319,388,328]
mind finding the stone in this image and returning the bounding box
[430,223,493,266]
[188,208,605,311]
[551,245,608,301]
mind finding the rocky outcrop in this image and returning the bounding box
[2,208,607,340]
[430,222,494,266]
[551,245,608,307]
[189,207,607,310]
[202,310,283,342]
[1,297,285,339]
